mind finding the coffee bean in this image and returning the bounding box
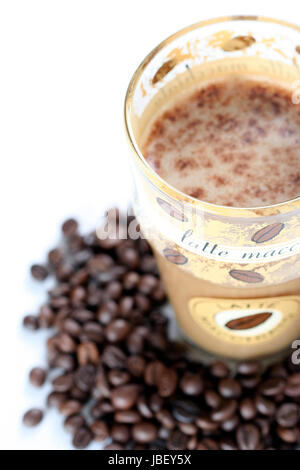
[277,425,298,443]
[218,378,242,399]
[105,319,131,343]
[132,422,157,443]
[211,399,238,422]
[23,315,39,330]
[144,361,165,387]
[197,438,219,450]
[276,403,299,428]
[204,390,222,409]
[158,368,178,397]
[62,218,78,237]
[137,396,153,419]
[77,342,99,365]
[59,399,82,416]
[29,367,46,387]
[56,333,77,353]
[23,408,44,427]
[251,223,284,243]
[126,356,146,378]
[111,384,140,410]
[123,272,139,290]
[47,391,68,408]
[48,248,64,267]
[75,365,96,392]
[52,373,74,393]
[221,414,240,432]
[180,373,204,396]
[31,264,49,281]
[72,426,93,449]
[111,424,131,443]
[260,378,285,396]
[90,420,109,441]
[239,398,257,420]
[64,414,86,434]
[236,424,260,450]
[167,430,188,450]
[285,373,300,397]
[229,269,264,283]
[114,410,141,424]
[196,416,219,432]
[102,345,126,369]
[255,395,276,417]
[210,361,229,378]
[53,354,75,371]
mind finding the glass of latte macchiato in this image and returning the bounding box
[125,16,300,362]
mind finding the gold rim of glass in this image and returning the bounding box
[124,15,300,218]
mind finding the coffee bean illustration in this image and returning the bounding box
[229,269,264,283]
[152,59,177,84]
[156,197,188,222]
[226,312,272,330]
[163,248,188,265]
[222,35,255,52]
[251,223,285,244]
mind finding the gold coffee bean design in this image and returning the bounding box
[163,248,188,265]
[156,197,188,222]
[222,35,255,52]
[229,269,264,283]
[152,59,177,84]
[251,223,285,244]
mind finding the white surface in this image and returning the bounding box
[1,0,300,450]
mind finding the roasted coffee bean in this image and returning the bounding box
[31,264,49,281]
[211,399,238,422]
[47,391,68,408]
[255,395,276,417]
[52,373,74,392]
[236,424,260,450]
[210,361,229,378]
[90,420,109,441]
[59,399,82,416]
[82,322,103,343]
[23,314,39,330]
[48,248,64,267]
[56,333,77,353]
[240,374,261,389]
[156,409,175,430]
[62,318,82,337]
[204,390,222,409]
[64,414,86,434]
[102,345,126,369]
[132,422,158,443]
[144,361,165,387]
[180,373,203,396]
[114,410,141,424]
[39,306,55,328]
[221,414,240,432]
[23,408,44,427]
[62,218,78,237]
[126,356,146,378]
[171,398,200,424]
[276,403,299,428]
[53,354,75,371]
[277,425,298,443]
[149,393,164,413]
[167,430,188,450]
[29,367,46,387]
[75,365,96,392]
[72,426,93,449]
[123,272,139,290]
[237,361,260,376]
[239,398,257,420]
[111,384,140,410]
[105,319,131,343]
[158,368,178,397]
[197,438,219,450]
[137,396,153,419]
[260,378,285,396]
[196,416,219,432]
[285,373,300,397]
[77,342,99,365]
[108,370,130,387]
[97,301,119,325]
[218,378,242,399]
[111,424,131,443]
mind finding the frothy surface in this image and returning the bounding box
[143,77,300,207]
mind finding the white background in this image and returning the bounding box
[1,0,300,450]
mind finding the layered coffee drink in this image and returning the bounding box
[125,18,300,362]
[138,73,300,360]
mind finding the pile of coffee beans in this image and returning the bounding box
[23,211,300,450]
